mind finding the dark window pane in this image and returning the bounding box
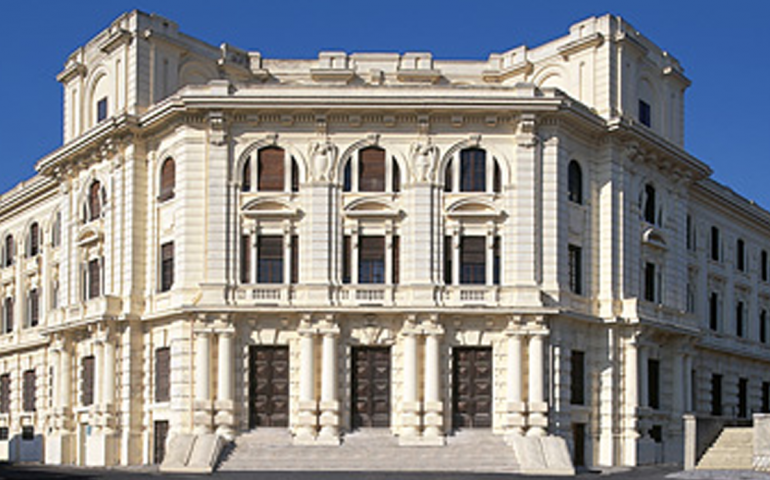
[639,99,651,127]
[493,159,501,193]
[460,148,486,192]
[736,302,744,337]
[343,161,352,192]
[569,245,582,295]
[644,184,656,224]
[0,374,10,413]
[240,234,251,284]
[359,147,386,192]
[709,293,719,330]
[444,236,453,284]
[89,181,102,221]
[444,159,453,192]
[23,369,35,412]
[460,236,485,284]
[291,157,300,193]
[159,158,176,202]
[738,378,748,418]
[392,236,400,284]
[342,235,351,284]
[29,289,39,327]
[568,161,583,204]
[29,223,40,257]
[493,236,501,285]
[711,374,722,416]
[97,97,108,122]
[648,359,660,409]
[571,350,585,405]
[81,356,94,406]
[359,236,385,284]
[644,262,656,302]
[258,147,285,191]
[242,159,252,192]
[737,239,745,271]
[257,236,283,284]
[291,235,299,284]
[155,347,171,403]
[160,242,174,292]
[88,259,101,299]
[711,227,720,261]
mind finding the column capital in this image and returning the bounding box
[420,320,444,337]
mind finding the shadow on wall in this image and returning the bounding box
[0,433,44,463]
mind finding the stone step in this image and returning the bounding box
[219,429,520,472]
[696,427,755,471]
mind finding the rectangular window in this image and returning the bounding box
[81,356,95,406]
[648,359,660,410]
[291,235,299,284]
[97,97,108,122]
[568,245,582,295]
[358,149,386,192]
[444,236,453,285]
[21,426,34,441]
[493,236,501,286]
[359,236,385,284]
[160,242,174,292]
[572,423,586,467]
[737,239,746,272]
[155,347,171,403]
[257,148,285,191]
[257,235,283,284]
[570,350,585,405]
[738,378,748,418]
[711,227,720,261]
[22,369,35,412]
[291,158,300,193]
[709,292,719,331]
[639,99,651,127]
[0,374,10,413]
[686,214,693,251]
[644,262,656,303]
[342,235,351,284]
[240,234,251,284]
[762,382,770,413]
[0,427,7,441]
[460,149,486,192]
[392,236,400,285]
[460,236,486,285]
[88,258,101,300]
[763,250,768,282]
[711,373,722,416]
[28,289,39,327]
[736,302,745,338]
[4,297,13,334]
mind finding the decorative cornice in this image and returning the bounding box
[558,33,604,59]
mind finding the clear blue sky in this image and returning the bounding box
[1,1,768,208]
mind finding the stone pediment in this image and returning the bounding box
[445,198,503,220]
[344,197,401,218]
[642,227,667,250]
[242,198,300,218]
[76,226,103,246]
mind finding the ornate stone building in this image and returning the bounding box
[0,10,768,471]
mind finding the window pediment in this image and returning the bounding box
[445,198,503,220]
[642,227,667,250]
[344,197,401,219]
[242,198,299,219]
[76,226,103,247]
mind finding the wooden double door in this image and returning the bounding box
[452,347,493,429]
[249,345,290,428]
[351,346,391,428]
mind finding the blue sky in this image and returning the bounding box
[1,1,768,208]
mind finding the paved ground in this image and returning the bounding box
[0,465,768,480]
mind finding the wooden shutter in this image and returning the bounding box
[258,147,285,191]
[155,347,171,402]
[291,235,299,284]
[240,234,251,284]
[88,259,101,299]
[23,369,35,412]
[159,158,176,202]
[392,236,400,284]
[342,235,351,284]
[81,356,95,406]
[0,374,10,413]
[358,147,385,192]
[161,242,174,292]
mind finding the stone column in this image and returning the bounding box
[527,332,547,436]
[295,321,317,444]
[622,336,640,466]
[94,340,104,413]
[103,337,115,410]
[423,325,444,444]
[46,337,73,465]
[505,330,525,435]
[400,330,420,440]
[215,329,235,440]
[193,330,213,433]
[318,321,340,445]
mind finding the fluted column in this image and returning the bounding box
[193,330,213,433]
[422,327,444,443]
[215,329,235,440]
[527,332,547,436]
[506,330,525,435]
[295,319,318,443]
[318,321,340,444]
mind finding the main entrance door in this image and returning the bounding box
[351,346,391,428]
[452,347,493,429]
[249,345,290,428]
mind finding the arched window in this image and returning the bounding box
[443,148,501,193]
[88,181,102,222]
[159,158,176,202]
[28,223,40,257]
[257,147,285,191]
[568,160,583,204]
[3,236,14,268]
[643,183,656,224]
[242,159,252,192]
[359,147,386,192]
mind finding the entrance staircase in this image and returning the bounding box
[218,429,521,473]
[696,427,754,470]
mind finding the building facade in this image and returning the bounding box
[0,10,768,469]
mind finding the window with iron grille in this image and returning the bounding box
[155,347,171,403]
[359,236,385,284]
[460,236,485,285]
[460,148,486,192]
[160,242,174,292]
[81,356,95,406]
[159,158,176,202]
[258,147,285,191]
[358,147,386,192]
[257,236,283,283]
[22,369,35,412]
[0,374,10,413]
